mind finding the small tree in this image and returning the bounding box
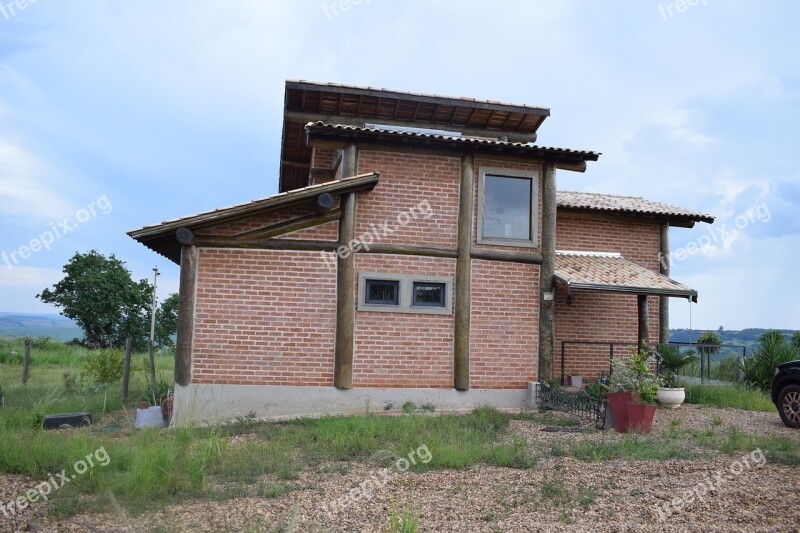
[85,348,124,411]
[792,331,800,354]
[155,293,180,349]
[37,251,152,349]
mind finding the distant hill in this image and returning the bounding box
[670,328,796,347]
[0,312,83,341]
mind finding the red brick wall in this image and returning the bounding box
[554,214,662,382]
[192,249,335,386]
[353,254,455,388]
[356,151,460,248]
[470,259,539,388]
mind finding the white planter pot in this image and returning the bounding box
[568,375,583,388]
[657,387,685,408]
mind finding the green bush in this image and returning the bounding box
[717,355,740,383]
[85,349,124,387]
[739,330,797,392]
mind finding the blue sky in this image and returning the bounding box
[0,0,798,331]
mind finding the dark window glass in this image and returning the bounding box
[412,282,446,307]
[483,175,532,241]
[365,279,399,305]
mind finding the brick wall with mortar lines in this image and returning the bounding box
[472,157,544,252]
[355,151,460,248]
[554,214,662,382]
[192,248,336,386]
[470,259,540,389]
[195,202,339,240]
[353,254,455,388]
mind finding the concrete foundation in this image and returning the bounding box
[171,382,540,425]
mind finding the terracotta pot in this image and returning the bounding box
[626,402,657,434]
[161,396,173,423]
[606,391,634,433]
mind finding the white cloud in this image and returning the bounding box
[0,139,74,221]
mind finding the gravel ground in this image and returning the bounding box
[3,405,799,532]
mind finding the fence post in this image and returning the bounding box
[22,337,31,384]
[122,337,133,400]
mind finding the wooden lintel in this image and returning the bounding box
[232,210,340,241]
[197,237,338,252]
[470,248,544,265]
[356,243,458,258]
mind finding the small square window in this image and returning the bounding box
[365,279,399,305]
[412,282,446,308]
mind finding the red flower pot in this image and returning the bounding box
[606,391,634,433]
[626,402,657,434]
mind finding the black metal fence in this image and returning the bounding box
[537,382,606,429]
[560,340,748,385]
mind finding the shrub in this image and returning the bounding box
[717,355,740,383]
[739,330,798,392]
[85,349,124,386]
[657,345,697,387]
[139,379,171,406]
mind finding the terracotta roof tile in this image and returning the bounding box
[557,191,714,224]
[554,251,697,301]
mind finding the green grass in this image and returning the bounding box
[683,383,774,412]
[569,433,697,461]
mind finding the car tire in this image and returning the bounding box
[777,384,800,428]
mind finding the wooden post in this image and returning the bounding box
[22,337,31,385]
[334,144,357,389]
[121,336,133,400]
[454,154,475,391]
[638,294,650,349]
[175,228,197,387]
[659,223,670,345]
[538,164,557,382]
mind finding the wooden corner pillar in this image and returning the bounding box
[638,294,650,349]
[659,223,670,345]
[537,163,557,382]
[334,144,358,389]
[454,154,475,391]
[175,227,197,387]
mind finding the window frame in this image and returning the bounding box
[411,281,447,308]
[364,278,400,306]
[477,167,540,248]
[357,273,453,315]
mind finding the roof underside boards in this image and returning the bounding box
[304,122,600,169]
[280,80,552,192]
[554,251,698,302]
[127,172,380,264]
[557,191,715,227]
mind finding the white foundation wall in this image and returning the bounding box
[171,383,539,425]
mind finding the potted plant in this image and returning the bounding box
[655,345,697,408]
[625,342,662,434]
[604,358,638,433]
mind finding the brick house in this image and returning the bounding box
[129,81,713,424]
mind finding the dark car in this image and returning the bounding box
[771,360,800,428]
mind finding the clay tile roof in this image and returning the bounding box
[554,251,698,301]
[305,122,600,160]
[557,191,714,225]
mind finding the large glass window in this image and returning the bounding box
[478,168,539,246]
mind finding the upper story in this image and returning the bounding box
[130,81,713,269]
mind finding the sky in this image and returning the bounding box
[0,0,798,331]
